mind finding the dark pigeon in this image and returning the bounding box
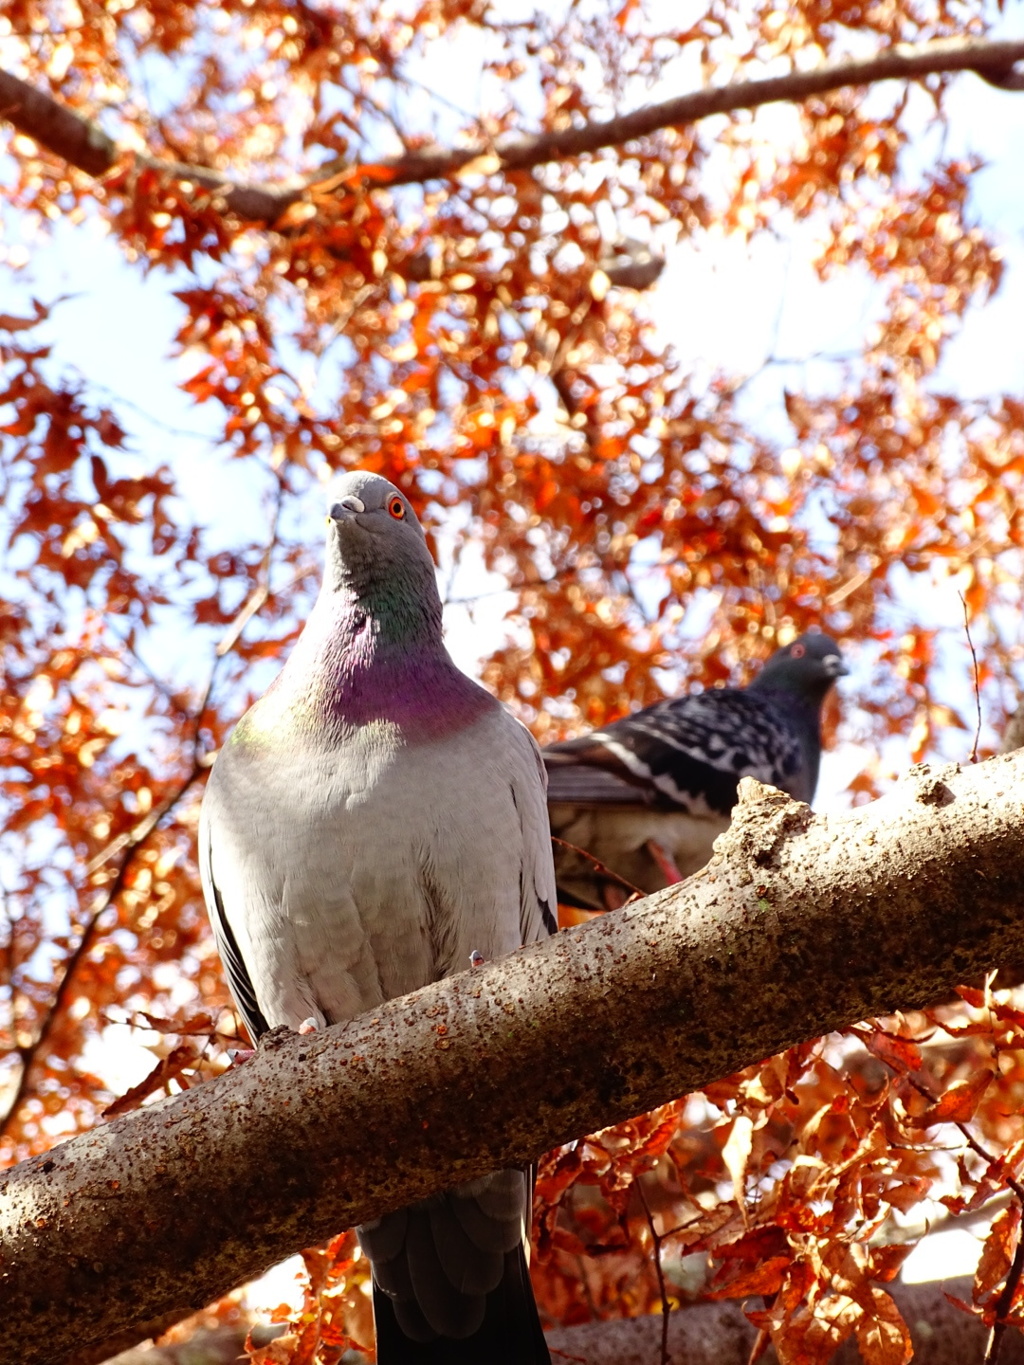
[544,633,847,909]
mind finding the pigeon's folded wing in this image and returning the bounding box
[508,721,559,942]
[545,690,804,818]
[198,791,268,1041]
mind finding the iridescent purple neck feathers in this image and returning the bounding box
[250,590,494,744]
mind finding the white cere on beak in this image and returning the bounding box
[331,494,366,516]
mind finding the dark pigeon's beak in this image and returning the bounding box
[823,655,849,678]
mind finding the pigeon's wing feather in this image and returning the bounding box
[544,689,809,909]
[611,690,806,806]
[198,788,269,1041]
[546,689,804,816]
[509,720,559,942]
[544,745,663,806]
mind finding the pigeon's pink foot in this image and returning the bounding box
[227,1047,255,1068]
[601,883,629,911]
[297,1017,319,1035]
[646,839,684,885]
[469,950,486,968]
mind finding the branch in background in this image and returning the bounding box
[78,1316,234,1365]
[1,38,1023,222]
[3,753,1024,1365]
[87,1279,1024,1365]
[543,1278,1024,1364]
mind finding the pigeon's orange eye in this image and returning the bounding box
[387,495,406,520]
[791,643,806,658]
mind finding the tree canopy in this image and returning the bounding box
[2,2,1024,1361]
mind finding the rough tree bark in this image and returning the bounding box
[3,754,1024,1365]
[1,37,1022,220]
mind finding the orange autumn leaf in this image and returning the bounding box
[102,1043,201,1118]
[904,1070,993,1129]
[975,1202,1022,1300]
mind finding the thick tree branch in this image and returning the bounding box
[1,37,1023,221]
[3,752,1024,1365]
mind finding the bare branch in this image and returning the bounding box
[2,38,1023,222]
[543,1277,1024,1364]
[0,68,116,175]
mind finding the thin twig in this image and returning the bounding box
[985,1229,1024,1365]
[0,632,231,1137]
[960,591,983,763]
[550,836,646,903]
[636,1177,671,1365]
[216,477,286,658]
[901,1071,1024,1202]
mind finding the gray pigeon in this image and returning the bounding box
[545,633,847,910]
[199,471,557,1365]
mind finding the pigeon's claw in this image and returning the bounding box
[297,1017,319,1035]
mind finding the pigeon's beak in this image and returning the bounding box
[328,494,366,523]
[824,655,849,679]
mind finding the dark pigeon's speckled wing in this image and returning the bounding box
[545,688,807,814]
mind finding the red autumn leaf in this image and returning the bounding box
[711,1255,792,1299]
[855,1025,923,1075]
[136,1010,217,1036]
[854,1289,913,1365]
[904,1070,993,1129]
[975,1202,1022,1299]
[102,1043,201,1118]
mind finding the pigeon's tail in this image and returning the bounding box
[358,1170,551,1365]
[370,1242,550,1364]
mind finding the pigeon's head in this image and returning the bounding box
[322,470,438,610]
[752,632,848,703]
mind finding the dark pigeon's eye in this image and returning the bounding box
[387,495,406,520]
[790,642,806,658]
